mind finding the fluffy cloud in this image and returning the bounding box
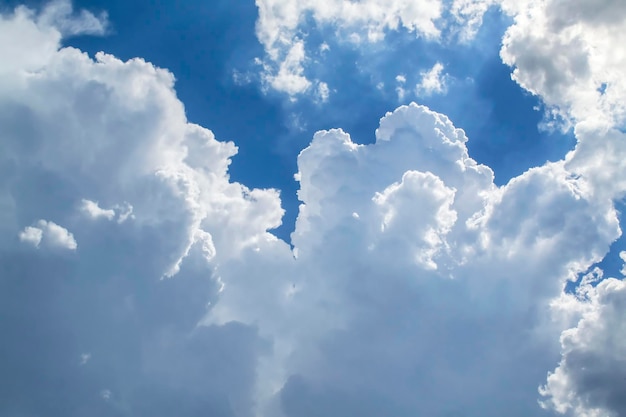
[238,2,626,413]
[500,0,626,130]
[18,225,43,247]
[541,268,626,417]
[255,0,443,95]
[0,2,282,415]
[208,103,620,417]
[494,0,626,415]
[2,1,626,417]
[18,219,78,250]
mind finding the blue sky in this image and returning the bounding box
[1,1,626,416]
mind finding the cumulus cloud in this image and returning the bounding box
[19,220,77,250]
[500,0,626,131]
[0,3,281,415]
[493,1,626,415]
[256,0,443,50]
[208,104,620,417]
[541,271,626,417]
[2,2,626,417]
[0,0,106,79]
[373,170,457,270]
[18,226,43,247]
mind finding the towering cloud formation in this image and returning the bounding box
[209,103,619,417]
[0,1,625,417]
[251,1,626,413]
[0,3,282,415]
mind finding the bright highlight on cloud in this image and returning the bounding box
[1,1,626,417]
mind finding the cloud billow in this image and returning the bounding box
[0,1,625,417]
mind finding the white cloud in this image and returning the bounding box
[0,1,284,268]
[19,226,43,247]
[40,220,78,250]
[19,220,77,250]
[265,40,311,96]
[252,0,505,98]
[541,273,626,417]
[493,1,626,415]
[80,199,115,221]
[373,170,457,270]
[0,3,283,415]
[415,62,448,96]
[207,104,620,417]
[256,0,443,54]
[0,0,106,80]
[500,0,626,131]
[0,6,61,77]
